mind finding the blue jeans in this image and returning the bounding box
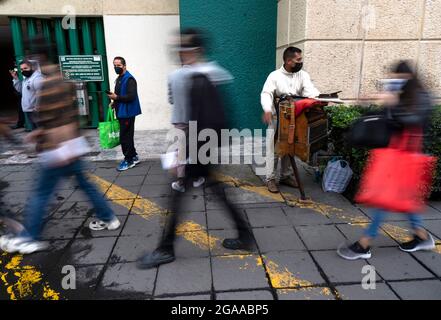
[364,208,424,238]
[20,159,114,240]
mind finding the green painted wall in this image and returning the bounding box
[179,0,277,131]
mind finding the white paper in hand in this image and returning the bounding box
[161,151,178,170]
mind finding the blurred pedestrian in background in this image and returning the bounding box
[10,59,43,131]
[338,61,436,260]
[0,39,120,254]
[138,29,253,269]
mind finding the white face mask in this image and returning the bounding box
[381,79,408,92]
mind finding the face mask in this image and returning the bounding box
[21,70,33,78]
[292,62,303,73]
[382,79,408,92]
[114,67,123,75]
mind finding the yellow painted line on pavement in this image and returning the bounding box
[0,252,60,300]
[90,174,319,294]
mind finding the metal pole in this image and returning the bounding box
[95,18,111,120]
[81,19,99,127]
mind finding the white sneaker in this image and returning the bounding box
[193,177,205,188]
[0,235,48,254]
[172,181,186,193]
[89,217,121,231]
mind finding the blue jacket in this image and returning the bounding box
[116,71,142,119]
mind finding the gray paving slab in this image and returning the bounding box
[212,254,269,291]
[155,257,211,295]
[411,247,441,277]
[174,231,211,258]
[100,262,156,295]
[277,287,335,300]
[113,175,146,187]
[422,220,441,239]
[120,214,164,236]
[262,251,326,288]
[93,167,120,177]
[253,226,306,253]
[428,201,441,212]
[40,218,85,240]
[282,206,332,226]
[207,209,242,230]
[389,280,441,300]
[64,237,118,265]
[216,290,274,300]
[147,195,206,213]
[224,187,278,204]
[368,247,435,281]
[143,174,172,185]
[245,207,290,228]
[336,283,399,300]
[66,264,105,293]
[296,225,347,251]
[311,251,381,283]
[138,184,173,198]
[110,234,161,263]
[5,171,35,181]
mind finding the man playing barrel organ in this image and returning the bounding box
[261,46,320,193]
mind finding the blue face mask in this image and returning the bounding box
[382,79,408,92]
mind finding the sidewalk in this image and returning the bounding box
[1,131,441,300]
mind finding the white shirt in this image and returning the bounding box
[260,66,320,114]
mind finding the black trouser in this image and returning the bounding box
[158,164,253,253]
[17,106,25,127]
[119,117,137,161]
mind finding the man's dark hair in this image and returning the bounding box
[283,47,302,62]
[113,56,126,66]
[180,28,206,49]
[19,59,32,67]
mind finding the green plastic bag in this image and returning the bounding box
[99,107,120,149]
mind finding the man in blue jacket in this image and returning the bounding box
[107,56,142,171]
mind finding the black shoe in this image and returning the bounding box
[222,238,253,251]
[399,233,435,252]
[137,249,175,269]
[10,124,24,130]
[337,241,372,260]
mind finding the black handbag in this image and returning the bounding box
[347,108,397,149]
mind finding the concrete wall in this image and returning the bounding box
[103,15,179,130]
[0,0,178,16]
[278,0,441,103]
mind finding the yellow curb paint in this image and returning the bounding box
[89,174,167,218]
[380,224,413,243]
[256,256,313,289]
[0,252,60,300]
[176,222,221,251]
